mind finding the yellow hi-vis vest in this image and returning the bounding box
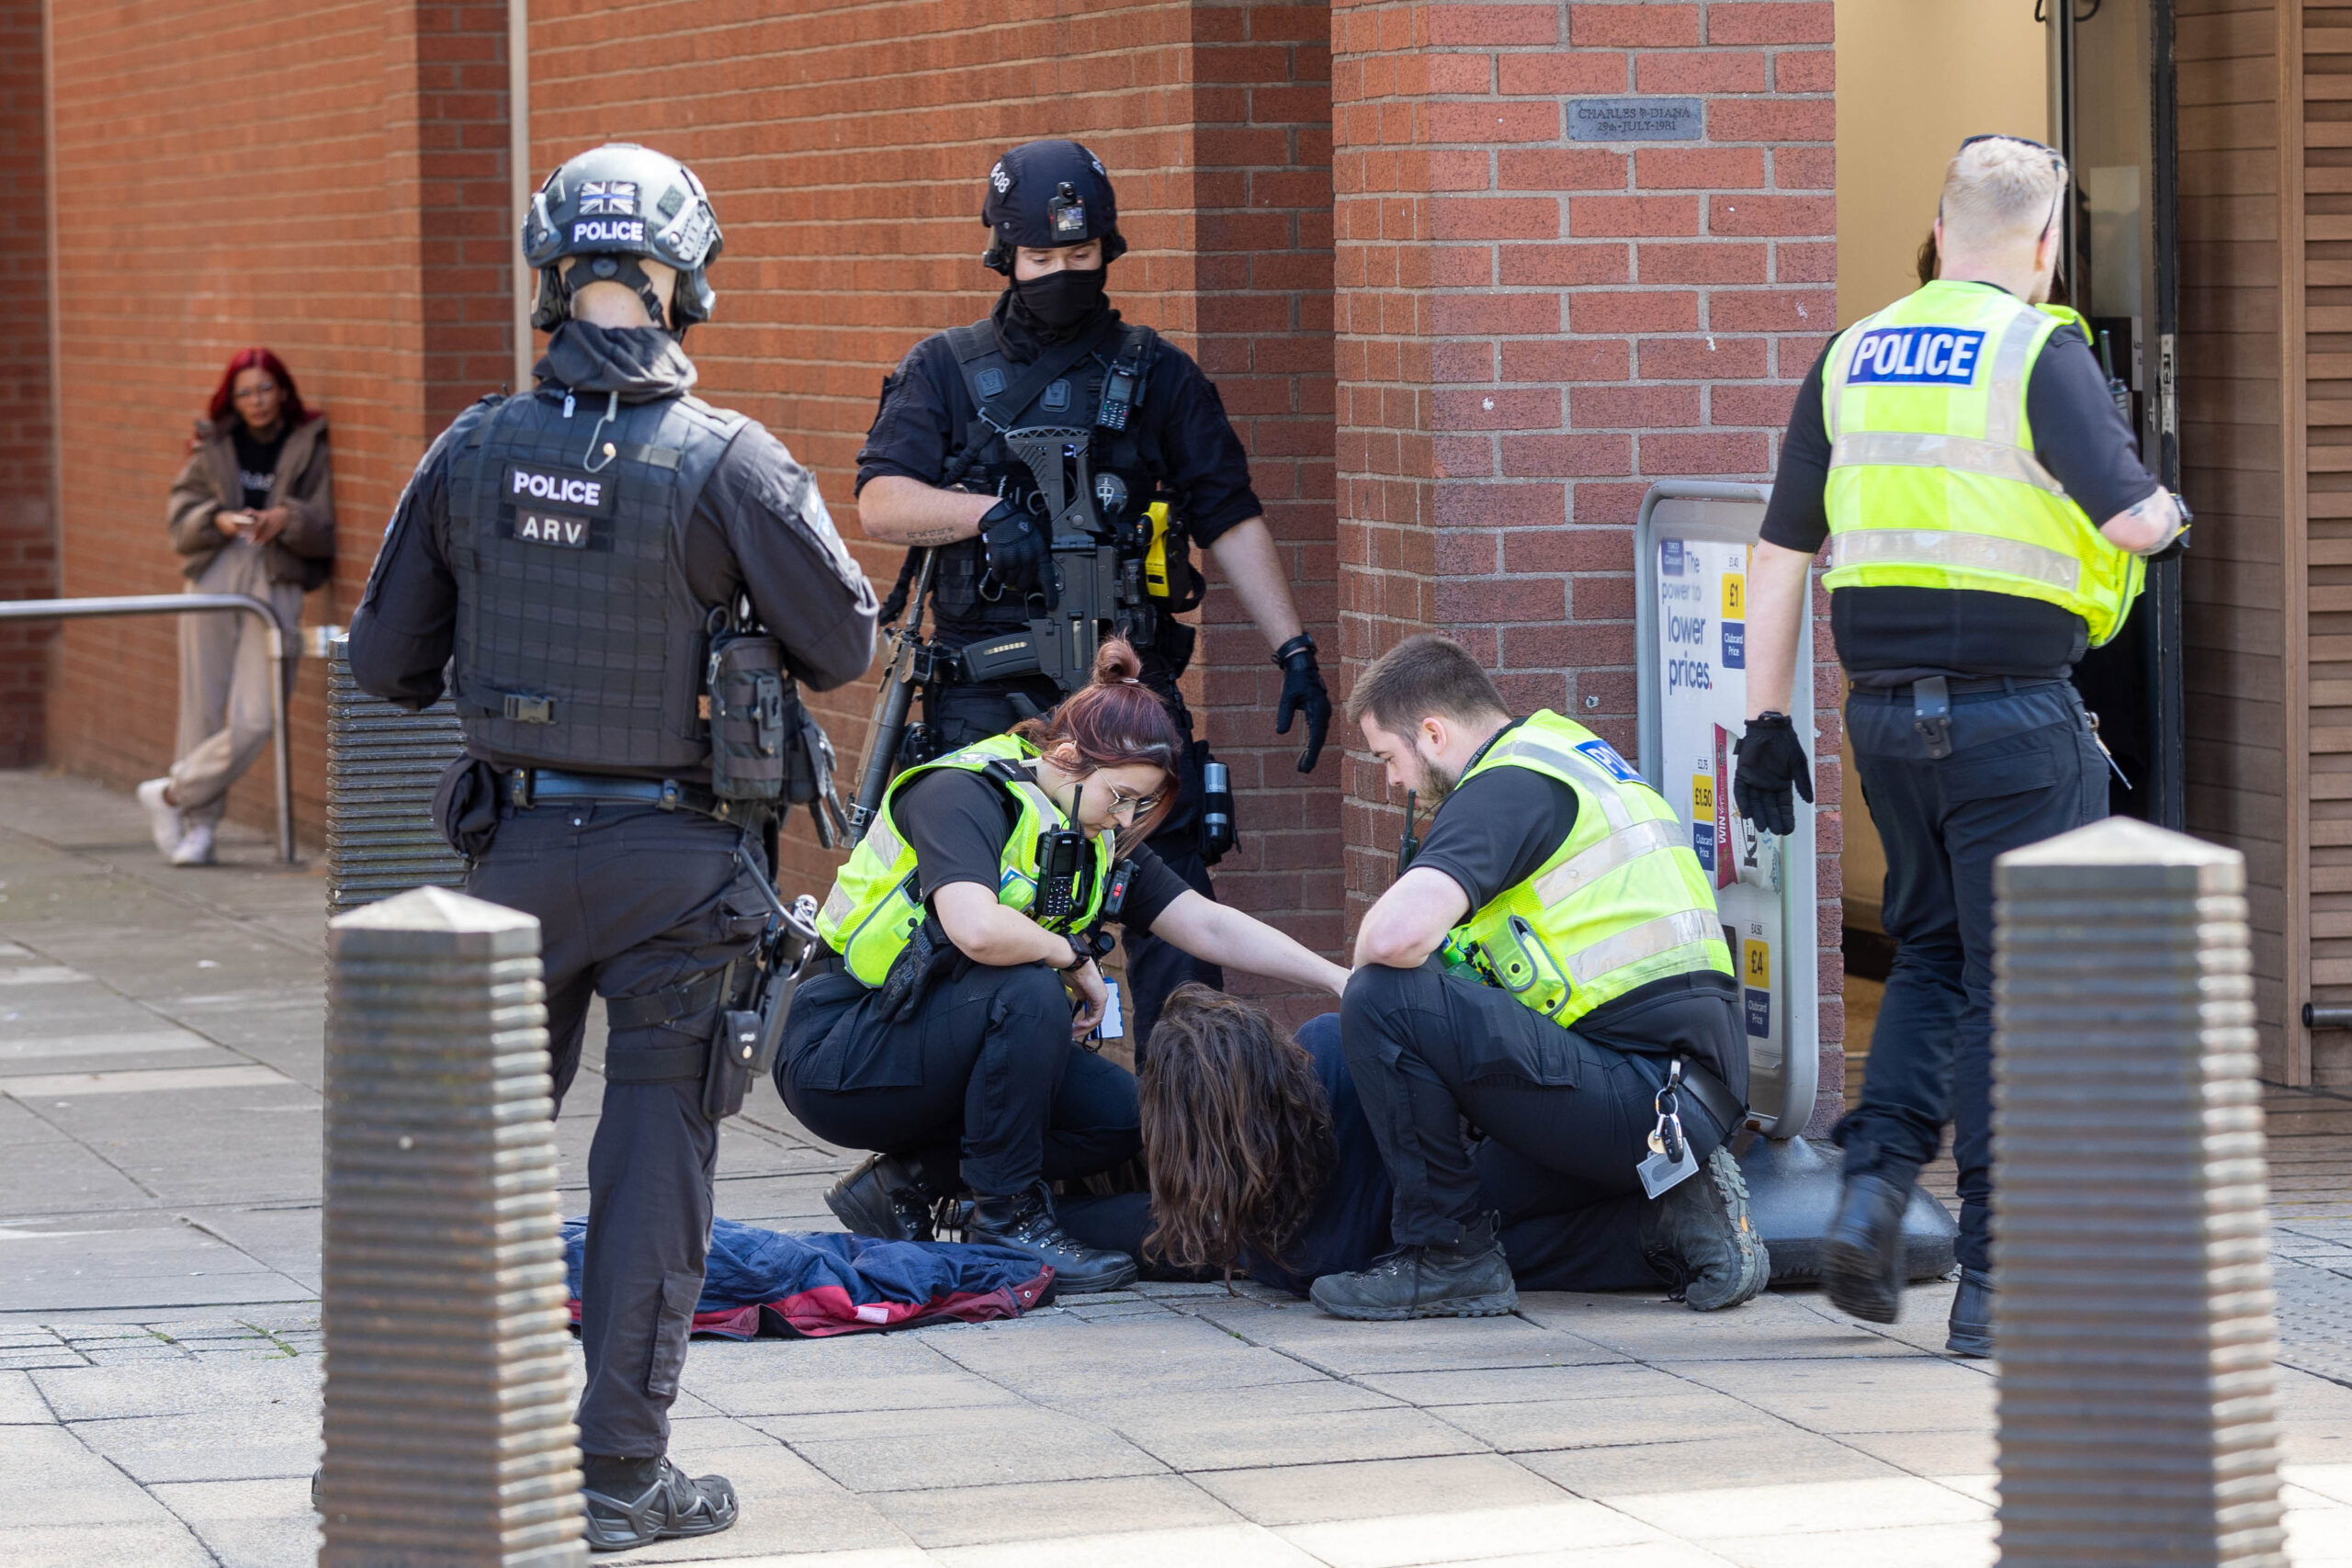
[1444,712,1734,1028]
[1820,279,2144,647]
[814,733,1113,987]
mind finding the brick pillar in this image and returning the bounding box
[0,0,53,766]
[1188,1,1341,1020]
[1331,0,1845,1121]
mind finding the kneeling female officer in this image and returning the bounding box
[779,640,1347,1292]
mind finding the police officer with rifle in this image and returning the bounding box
[348,142,876,1552]
[853,139,1331,1050]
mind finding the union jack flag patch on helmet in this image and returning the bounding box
[580,181,638,216]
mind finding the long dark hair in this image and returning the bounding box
[1138,986,1337,1280]
[1012,637,1184,846]
[206,347,311,428]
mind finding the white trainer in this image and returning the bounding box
[136,778,184,856]
[169,823,216,867]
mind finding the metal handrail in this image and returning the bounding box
[0,594,297,862]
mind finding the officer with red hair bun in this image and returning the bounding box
[786,637,1348,1292]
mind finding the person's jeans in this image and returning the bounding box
[1838,679,2109,1275]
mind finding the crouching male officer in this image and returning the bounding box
[1316,636,1768,1321]
[349,142,877,1551]
[854,138,1331,1050]
[1734,135,2181,1356]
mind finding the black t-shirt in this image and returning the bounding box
[893,765,1192,935]
[1410,723,1745,1091]
[231,423,288,511]
[1760,283,2161,681]
[854,306,1264,548]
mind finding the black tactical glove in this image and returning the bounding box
[977,499,1048,599]
[1272,634,1332,773]
[1733,712,1813,839]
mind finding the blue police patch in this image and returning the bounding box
[1577,739,1640,784]
[1845,325,1987,387]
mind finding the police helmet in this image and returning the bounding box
[522,142,724,333]
[980,140,1126,275]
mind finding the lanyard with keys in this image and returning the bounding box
[1637,1058,1702,1199]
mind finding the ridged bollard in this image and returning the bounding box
[320,886,585,1567]
[326,636,467,915]
[1993,818,2283,1567]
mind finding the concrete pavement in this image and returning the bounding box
[3,766,2350,1568]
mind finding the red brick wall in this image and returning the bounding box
[0,0,52,767]
[1329,0,1846,1122]
[40,0,514,836]
[527,0,1340,1012]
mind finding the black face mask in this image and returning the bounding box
[1008,265,1108,337]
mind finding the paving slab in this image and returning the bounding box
[762,1404,1169,1493]
[865,1473,1244,1550]
[1275,1499,1673,1568]
[929,1520,1325,1568]
[147,1479,322,1568]
[1670,1354,1996,1434]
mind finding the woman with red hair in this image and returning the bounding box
[781,638,1347,1292]
[139,348,334,865]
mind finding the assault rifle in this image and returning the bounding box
[847,548,938,850]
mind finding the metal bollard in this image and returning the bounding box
[1993,818,2284,1567]
[320,886,585,1567]
[326,637,467,915]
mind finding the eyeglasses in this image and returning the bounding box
[1104,784,1162,818]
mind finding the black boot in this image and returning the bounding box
[1946,1266,1995,1358]
[967,1182,1138,1293]
[1820,1172,1910,1324]
[825,1152,939,1242]
[1308,1212,1517,1322]
[582,1456,739,1553]
[1640,1146,1770,1312]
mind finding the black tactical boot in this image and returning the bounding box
[825,1153,938,1242]
[582,1456,739,1553]
[1820,1172,1910,1324]
[1640,1146,1770,1312]
[967,1182,1138,1293]
[1308,1211,1518,1321]
[1946,1266,1995,1359]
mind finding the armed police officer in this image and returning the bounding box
[1735,137,2183,1357]
[854,139,1331,1049]
[1317,636,1768,1322]
[348,143,876,1552]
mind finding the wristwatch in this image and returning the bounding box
[1059,932,1092,971]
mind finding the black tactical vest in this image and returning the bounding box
[447,386,746,772]
[929,320,1170,646]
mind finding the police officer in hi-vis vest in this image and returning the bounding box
[854,139,1332,1053]
[350,143,877,1551]
[1316,635,1769,1322]
[778,639,1347,1292]
[1735,136,2185,1357]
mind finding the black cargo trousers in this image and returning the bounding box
[926,677,1219,1055]
[1340,962,1736,1264]
[465,797,773,1461]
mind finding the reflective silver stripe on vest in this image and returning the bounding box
[820,883,853,928]
[1982,307,2045,449]
[1826,526,2082,591]
[1567,908,1721,986]
[865,816,905,872]
[1005,780,1058,825]
[1828,430,2065,495]
[1483,739,1636,831]
[1532,818,1683,907]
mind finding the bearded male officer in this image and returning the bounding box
[854,138,1331,1055]
[1734,136,2182,1356]
[348,143,876,1551]
[1315,635,1767,1321]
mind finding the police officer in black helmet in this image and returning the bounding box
[855,139,1332,1051]
[347,142,876,1552]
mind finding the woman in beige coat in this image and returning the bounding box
[138,348,334,865]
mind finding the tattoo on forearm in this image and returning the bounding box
[899,525,967,545]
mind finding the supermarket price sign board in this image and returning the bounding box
[1634,482,1819,1136]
